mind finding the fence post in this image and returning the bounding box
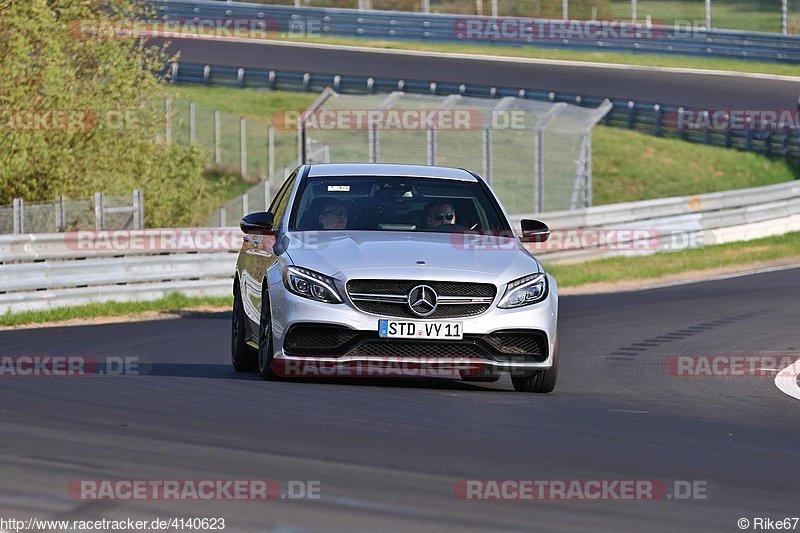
[214,110,222,164]
[132,189,144,230]
[482,127,492,185]
[219,207,226,228]
[369,124,378,163]
[427,126,436,166]
[782,0,788,35]
[268,126,275,180]
[189,101,196,143]
[240,117,247,178]
[705,0,711,29]
[264,179,271,211]
[242,193,249,217]
[94,192,105,231]
[584,132,593,208]
[12,198,23,235]
[165,97,172,144]
[55,195,65,232]
[534,129,545,213]
[631,0,637,24]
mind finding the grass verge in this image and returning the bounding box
[0,293,233,328]
[544,231,800,286]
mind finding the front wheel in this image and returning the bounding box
[257,290,279,381]
[511,335,558,393]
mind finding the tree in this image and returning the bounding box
[0,0,210,227]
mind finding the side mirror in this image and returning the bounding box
[240,212,275,235]
[519,219,550,243]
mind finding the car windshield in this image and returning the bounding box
[290,176,510,233]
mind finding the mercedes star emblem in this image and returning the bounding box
[407,285,438,317]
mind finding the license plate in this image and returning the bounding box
[378,319,463,340]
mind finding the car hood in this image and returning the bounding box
[283,230,541,281]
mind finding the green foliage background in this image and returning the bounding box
[0,0,222,227]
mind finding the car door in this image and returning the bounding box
[242,171,298,333]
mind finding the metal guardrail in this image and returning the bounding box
[157,0,800,64]
[514,180,800,264]
[1,181,799,313]
[168,61,800,161]
[0,229,239,314]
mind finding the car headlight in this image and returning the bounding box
[283,266,342,304]
[497,273,548,309]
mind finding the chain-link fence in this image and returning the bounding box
[0,191,143,234]
[165,97,299,182]
[291,91,610,215]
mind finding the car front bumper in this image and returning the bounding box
[266,273,558,377]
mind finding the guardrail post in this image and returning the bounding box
[746,130,754,151]
[165,97,172,144]
[55,195,65,232]
[653,104,663,137]
[12,198,23,235]
[214,110,221,164]
[765,133,773,157]
[189,101,196,143]
[170,62,179,85]
[627,101,636,130]
[240,117,247,178]
[482,127,492,185]
[94,192,105,231]
[133,189,144,230]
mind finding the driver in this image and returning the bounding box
[425,200,456,228]
[318,198,348,230]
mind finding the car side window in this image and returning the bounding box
[271,173,297,229]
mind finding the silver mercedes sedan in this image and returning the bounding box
[232,163,559,393]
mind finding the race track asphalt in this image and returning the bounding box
[159,37,800,108]
[0,267,798,531]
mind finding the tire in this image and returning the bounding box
[511,335,558,393]
[257,289,279,381]
[231,286,257,372]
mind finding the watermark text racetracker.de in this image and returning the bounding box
[450,229,706,254]
[273,108,529,131]
[665,355,800,378]
[0,356,139,377]
[64,229,243,253]
[68,479,321,501]
[670,109,800,132]
[71,17,322,40]
[453,18,721,42]
[453,479,708,501]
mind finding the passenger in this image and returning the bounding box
[425,200,456,228]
